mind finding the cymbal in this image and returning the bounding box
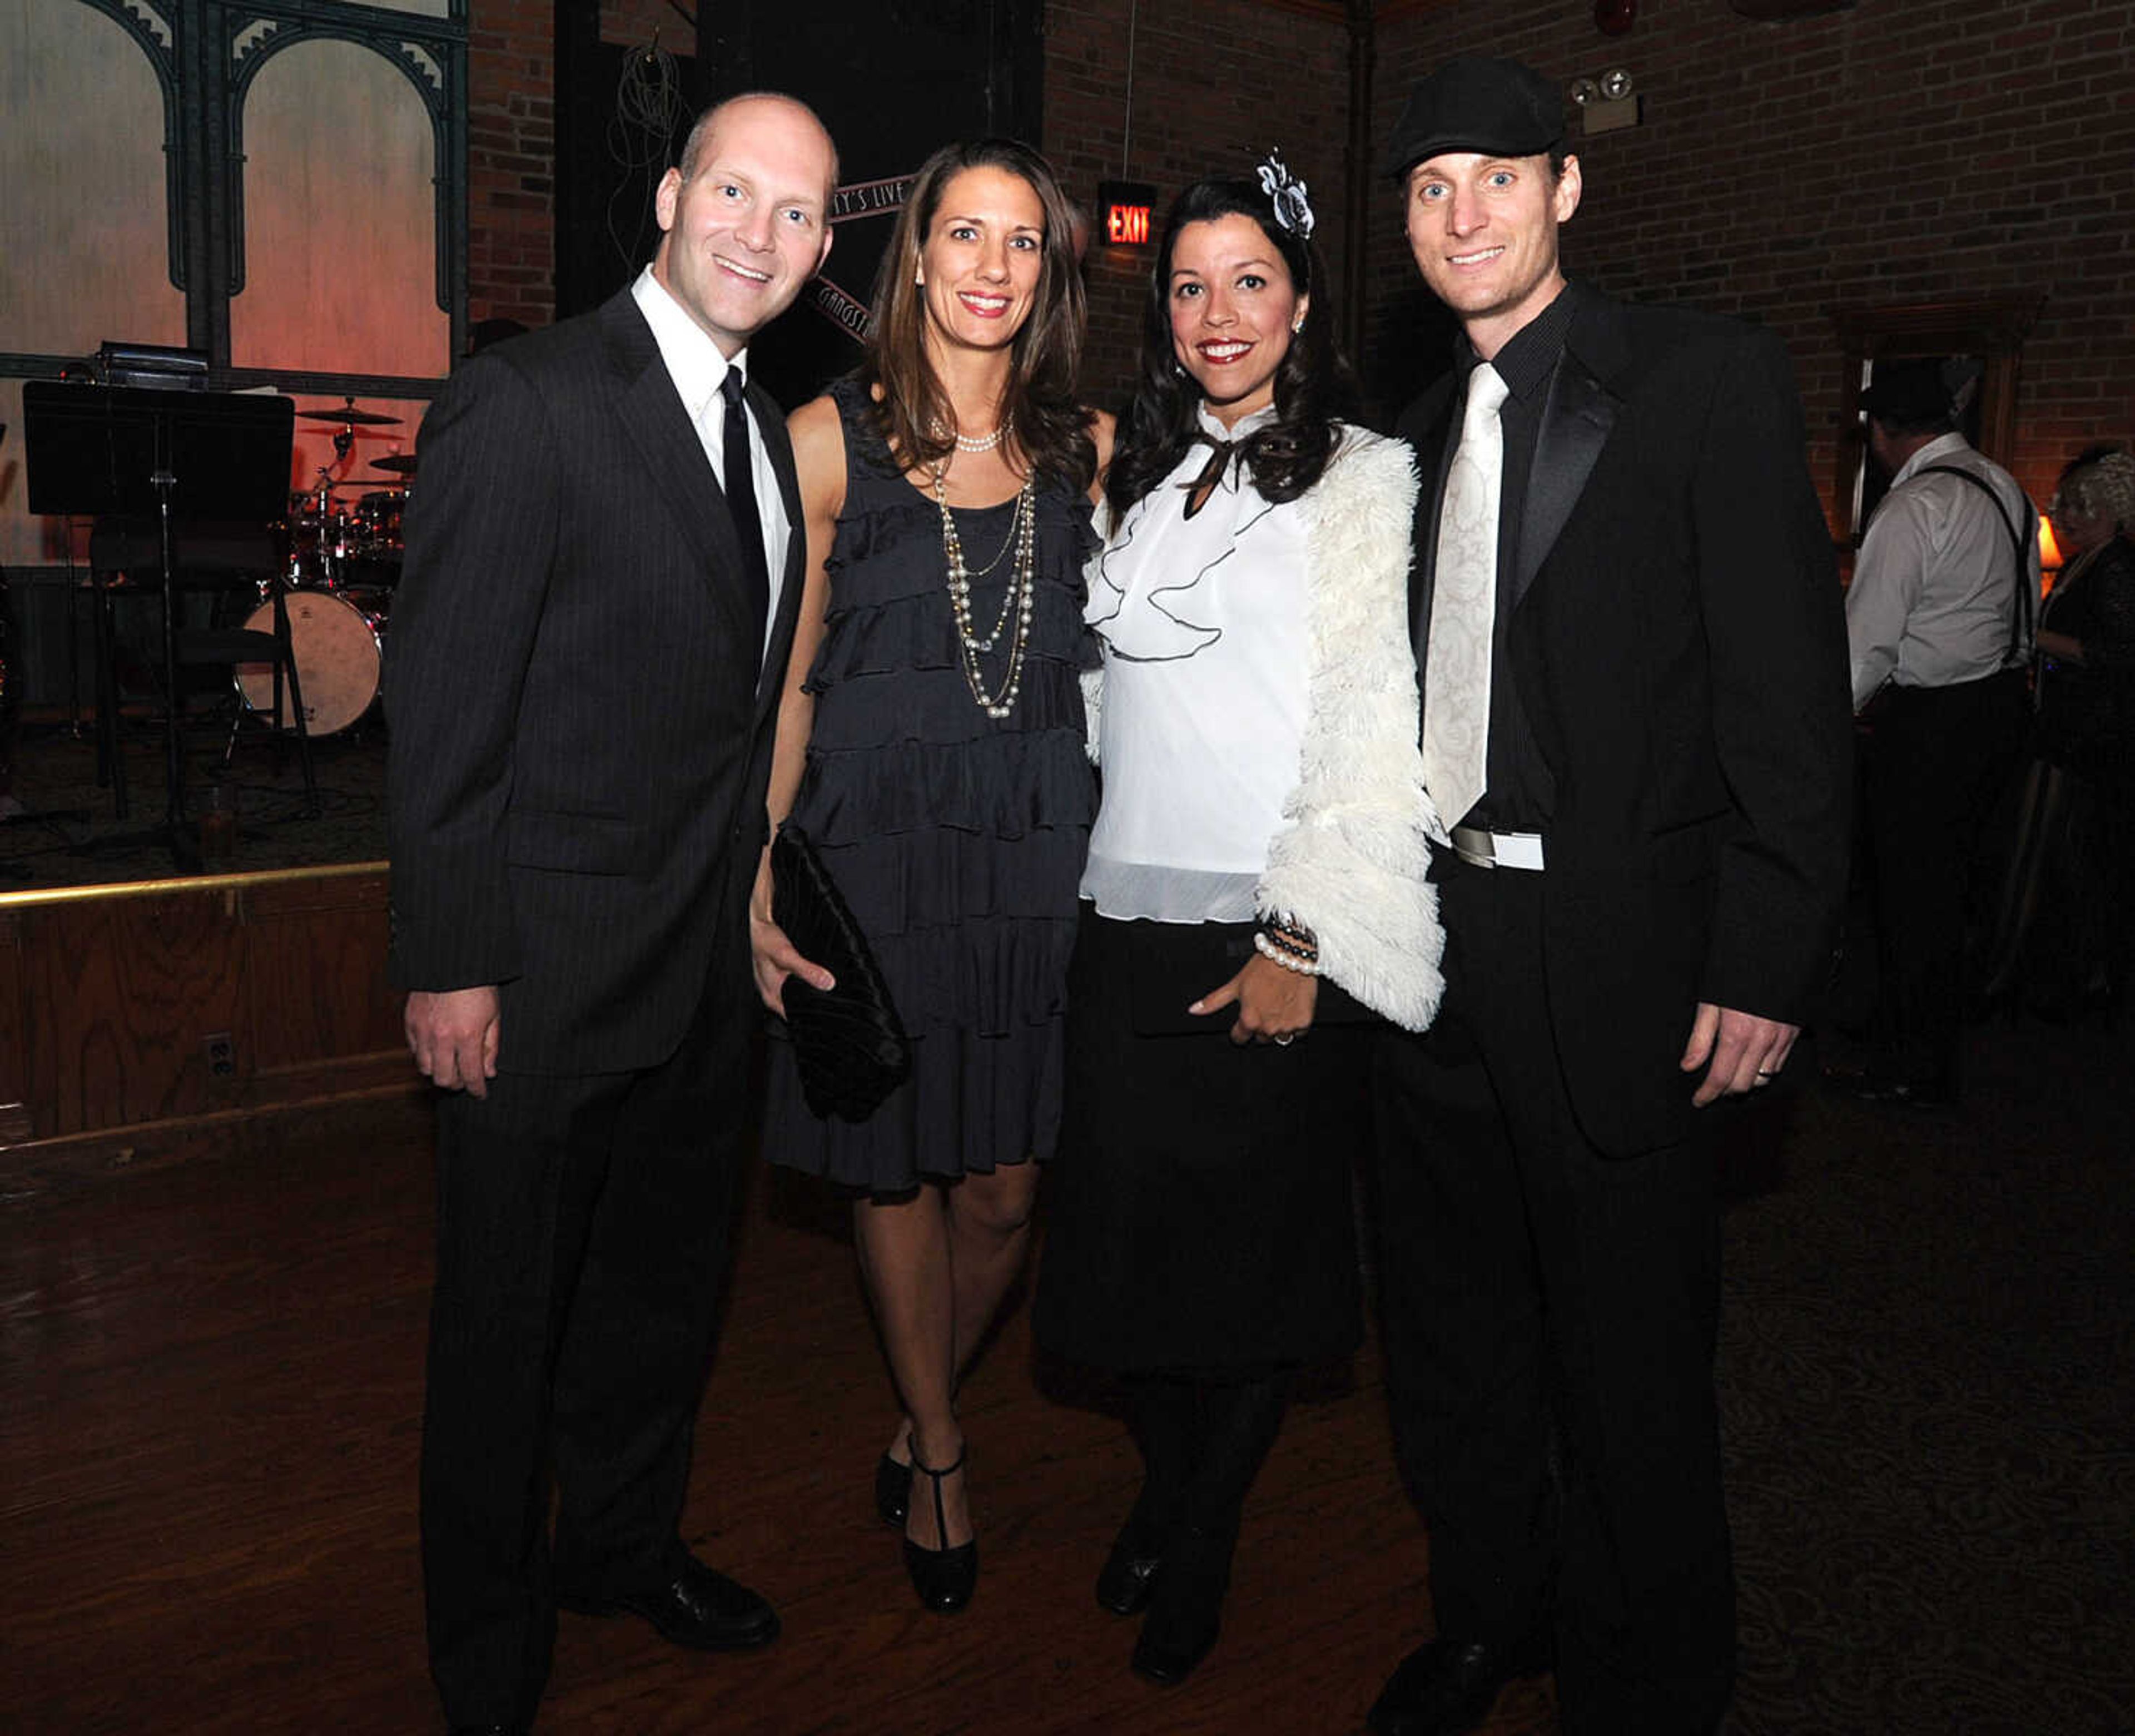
[370,453,419,475]
[299,401,403,425]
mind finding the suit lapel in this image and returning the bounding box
[597,292,753,623]
[1515,355,1617,606]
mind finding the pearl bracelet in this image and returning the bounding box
[1253,929,1320,975]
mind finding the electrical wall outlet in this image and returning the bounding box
[203,1033,236,1077]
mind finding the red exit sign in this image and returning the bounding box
[1097,180,1156,249]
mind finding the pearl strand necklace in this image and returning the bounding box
[933,413,1010,455]
[934,464,1037,720]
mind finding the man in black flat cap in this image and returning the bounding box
[1834,358,2038,1105]
[1368,54,1853,1736]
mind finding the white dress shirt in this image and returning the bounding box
[1081,405,1312,923]
[631,265,789,657]
[1845,431,2039,711]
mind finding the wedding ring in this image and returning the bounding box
[1755,1069,1776,1079]
[1274,1034,1297,1046]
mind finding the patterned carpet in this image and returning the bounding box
[1717,1015,2132,1735]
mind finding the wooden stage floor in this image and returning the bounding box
[0,714,388,894]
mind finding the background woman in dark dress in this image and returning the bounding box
[1032,167,1442,1685]
[750,138,1110,1614]
[2028,446,2135,1009]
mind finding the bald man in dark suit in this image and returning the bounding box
[385,93,836,1736]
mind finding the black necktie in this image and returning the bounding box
[719,368,771,646]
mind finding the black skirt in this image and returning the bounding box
[1032,908,1369,1375]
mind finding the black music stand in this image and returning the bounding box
[22,382,293,868]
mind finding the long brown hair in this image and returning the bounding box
[858,138,1095,496]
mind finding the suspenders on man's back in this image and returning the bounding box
[1915,463,2037,669]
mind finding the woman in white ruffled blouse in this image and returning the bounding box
[1033,164,1444,1687]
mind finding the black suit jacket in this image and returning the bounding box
[1401,288,1853,1154]
[385,287,806,1075]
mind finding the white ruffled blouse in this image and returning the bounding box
[1081,405,1310,923]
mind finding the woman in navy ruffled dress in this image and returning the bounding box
[750,137,1109,1614]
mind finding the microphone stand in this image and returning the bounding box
[150,458,199,868]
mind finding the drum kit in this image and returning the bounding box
[245,398,413,734]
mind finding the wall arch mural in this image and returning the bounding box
[0,0,469,695]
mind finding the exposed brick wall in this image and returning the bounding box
[465,1,555,330]
[1369,0,2135,524]
[463,0,2133,530]
[1045,0,1353,410]
[465,1,1356,404]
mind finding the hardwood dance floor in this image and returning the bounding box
[0,1097,1506,1736]
[7,1002,2129,1735]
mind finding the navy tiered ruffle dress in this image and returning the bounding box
[763,379,1096,1191]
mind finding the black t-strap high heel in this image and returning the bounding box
[901,1442,977,1613]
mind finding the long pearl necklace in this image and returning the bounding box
[934,463,1037,720]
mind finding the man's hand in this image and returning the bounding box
[405,986,502,1097]
[1680,1001,1799,1107]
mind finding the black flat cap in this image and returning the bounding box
[1383,55,1565,182]
[1859,358,1955,424]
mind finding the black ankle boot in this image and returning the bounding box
[1101,1376,1200,1615]
[1129,1520,1234,1683]
[1095,1505,1165,1616]
[1124,1376,1286,1682]
[902,1444,977,1613]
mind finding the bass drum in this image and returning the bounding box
[235,588,390,735]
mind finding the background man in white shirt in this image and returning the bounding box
[1837,358,2039,1105]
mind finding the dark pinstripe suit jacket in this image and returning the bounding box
[384,287,806,1075]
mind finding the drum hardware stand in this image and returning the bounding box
[214,533,319,815]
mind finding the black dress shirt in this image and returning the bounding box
[1447,278,1585,832]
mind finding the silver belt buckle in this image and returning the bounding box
[1450,826,1545,871]
[1451,825,1499,869]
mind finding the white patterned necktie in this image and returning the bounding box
[1422,361,1511,828]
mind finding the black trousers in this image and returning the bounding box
[1863,669,2030,1089]
[1373,859,1732,1736]
[420,951,756,1728]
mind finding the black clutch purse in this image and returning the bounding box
[771,823,911,1122]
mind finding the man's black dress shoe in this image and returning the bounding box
[1820,1059,1954,1109]
[555,1554,779,1651]
[875,1450,912,1529]
[1367,1631,1550,1736]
